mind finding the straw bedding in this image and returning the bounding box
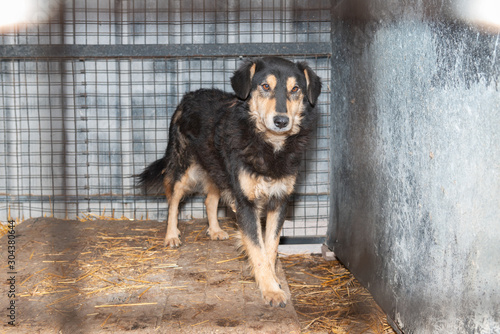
[2,216,394,333]
[281,254,395,334]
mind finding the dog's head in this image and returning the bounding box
[231,57,321,149]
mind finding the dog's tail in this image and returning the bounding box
[135,157,167,194]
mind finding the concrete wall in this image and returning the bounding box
[327,2,500,333]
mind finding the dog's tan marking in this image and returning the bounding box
[265,209,282,281]
[204,181,229,241]
[268,137,286,152]
[164,171,191,248]
[248,74,278,136]
[265,74,277,90]
[286,77,297,92]
[172,107,183,124]
[248,111,290,151]
[164,163,228,246]
[238,170,258,201]
[249,63,256,81]
[286,77,306,136]
[163,176,173,202]
[238,169,296,203]
[248,91,277,135]
[248,75,307,152]
[240,233,287,306]
[304,69,310,87]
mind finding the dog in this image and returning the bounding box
[137,57,321,307]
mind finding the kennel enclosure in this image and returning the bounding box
[2,1,500,333]
[0,0,332,241]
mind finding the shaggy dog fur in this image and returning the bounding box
[138,57,321,307]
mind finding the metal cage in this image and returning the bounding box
[0,0,332,240]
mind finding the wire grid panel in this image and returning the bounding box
[0,0,332,45]
[0,0,332,237]
[1,56,330,237]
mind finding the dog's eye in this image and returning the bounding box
[291,86,299,93]
[261,83,271,91]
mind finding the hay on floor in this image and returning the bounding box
[280,254,395,334]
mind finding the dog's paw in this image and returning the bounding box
[206,228,229,241]
[164,235,182,248]
[262,288,287,308]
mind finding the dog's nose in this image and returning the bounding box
[273,116,289,129]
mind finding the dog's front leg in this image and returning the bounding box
[236,200,287,307]
[265,199,288,285]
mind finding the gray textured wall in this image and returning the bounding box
[327,2,500,333]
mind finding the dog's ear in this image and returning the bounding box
[298,62,322,106]
[231,60,256,100]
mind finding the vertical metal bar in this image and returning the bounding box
[118,58,131,219]
[81,58,89,214]
[13,60,20,219]
[69,59,78,218]
[0,61,8,217]
[71,0,76,44]
[93,59,101,215]
[59,2,68,218]
[105,58,113,217]
[84,0,88,44]
[23,60,32,218]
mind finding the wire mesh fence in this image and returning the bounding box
[1,0,332,238]
[1,0,331,45]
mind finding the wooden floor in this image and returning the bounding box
[0,218,300,333]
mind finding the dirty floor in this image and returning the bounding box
[0,218,299,333]
[0,218,395,334]
[281,255,396,334]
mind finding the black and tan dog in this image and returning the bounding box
[138,57,321,307]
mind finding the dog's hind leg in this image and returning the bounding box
[205,182,229,241]
[163,166,198,248]
[164,179,184,248]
